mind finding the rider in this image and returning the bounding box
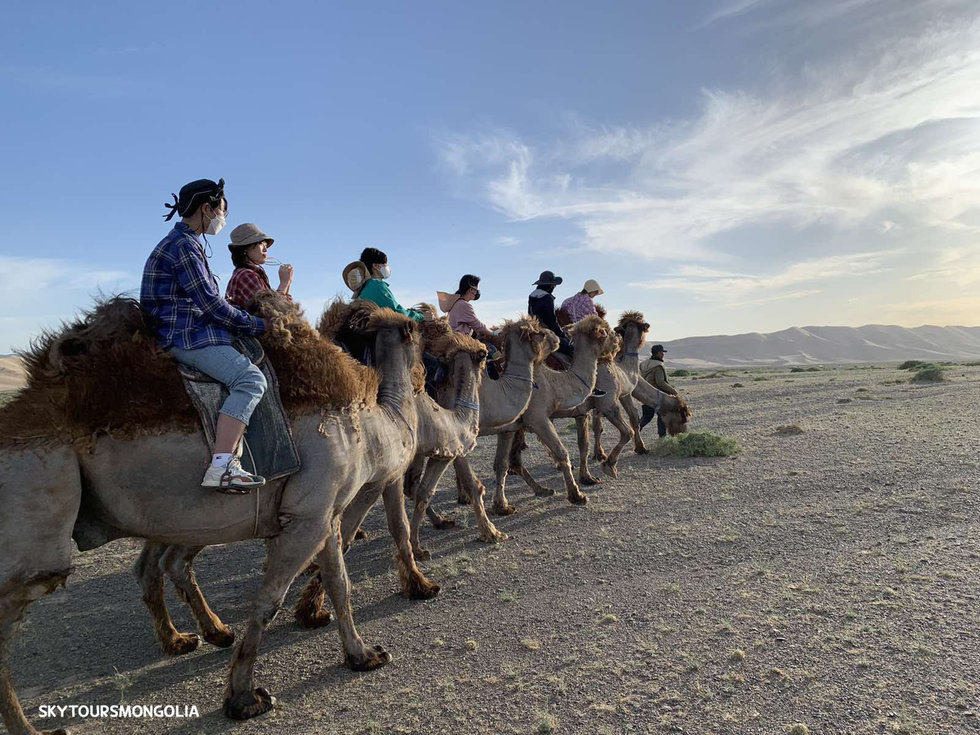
[225,223,294,309]
[446,274,492,339]
[560,279,603,324]
[444,274,502,378]
[528,270,572,357]
[140,178,268,494]
[356,247,426,322]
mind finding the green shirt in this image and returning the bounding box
[358,278,425,322]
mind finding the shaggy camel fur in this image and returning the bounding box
[487,315,610,515]
[0,293,435,733]
[408,317,559,557]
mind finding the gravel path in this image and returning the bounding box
[9,364,979,735]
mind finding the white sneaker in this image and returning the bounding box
[202,457,266,494]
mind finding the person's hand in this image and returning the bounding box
[278,264,294,288]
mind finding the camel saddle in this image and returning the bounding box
[177,337,301,481]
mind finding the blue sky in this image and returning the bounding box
[2,0,979,352]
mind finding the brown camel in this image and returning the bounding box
[0,293,436,733]
[134,308,490,642]
[486,315,611,516]
[408,316,559,557]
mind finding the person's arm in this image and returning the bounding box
[652,365,678,395]
[457,300,491,338]
[536,297,564,335]
[174,243,265,335]
[361,279,425,322]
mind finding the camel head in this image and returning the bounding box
[660,394,692,436]
[421,317,487,392]
[567,314,610,358]
[366,308,420,376]
[615,311,650,353]
[497,316,560,366]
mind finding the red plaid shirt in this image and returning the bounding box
[226,265,272,309]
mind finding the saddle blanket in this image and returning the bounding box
[177,337,301,481]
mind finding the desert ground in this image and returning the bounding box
[4,362,979,735]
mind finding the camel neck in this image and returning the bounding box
[501,358,535,385]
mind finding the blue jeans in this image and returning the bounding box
[168,344,267,425]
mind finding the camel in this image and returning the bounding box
[130,305,489,652]
[0,293,439,733]
[407,316,559,557]
[485,315,611,516]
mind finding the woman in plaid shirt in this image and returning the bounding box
[140,178,268,494]
[225,223,293,309]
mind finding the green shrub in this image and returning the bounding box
[898,360,925,370]
[671,369,692,377]
[911,366,944,382]
[653,430,741,458]
[789,366,806,373]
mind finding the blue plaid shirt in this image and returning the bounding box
[140,223,266,350]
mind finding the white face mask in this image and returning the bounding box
[205,209,226,236]
[378,264,391,279]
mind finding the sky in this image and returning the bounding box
[1,0,979,352]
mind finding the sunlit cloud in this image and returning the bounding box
[436,2,980,314]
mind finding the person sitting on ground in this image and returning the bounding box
[141,178,268,493]
[639,343,678,438]
[225,223,294,309]
[356,247,427,322]
[560,279,603,324]
[528,270,572,357]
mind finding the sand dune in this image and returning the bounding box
[0,355,25,392]
[647,324,980,368]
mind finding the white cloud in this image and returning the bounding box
[436,2,980,308]
[629,251,890,303]
[0,257,135,351]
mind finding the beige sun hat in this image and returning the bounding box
[227,223,274,252]
[583,278,603,295]
[342,261,371,292]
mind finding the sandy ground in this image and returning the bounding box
[0,356,25,393]
[7,363,980,735]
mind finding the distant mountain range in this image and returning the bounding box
[653,325,980,368]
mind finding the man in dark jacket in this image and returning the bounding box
[639,344,678,437]
[528,270,572,357]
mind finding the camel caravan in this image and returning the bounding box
[0,178,690,734]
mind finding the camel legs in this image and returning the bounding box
[527,420,589,506]
[576,415,602,486]
[1,571,73,735]
[621,394,648,455]
[410,457,453,559]
[453,456,506,544]
[134,542,201,655]
[383,481,441,598]
[160,545,235,648]
[506,427,557,501]
[599,403,634,479]
[592,408,609,463]
[315,516,391,671]
[339,482,385,549]
[491,431,519,515]
[224,517,329,720]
